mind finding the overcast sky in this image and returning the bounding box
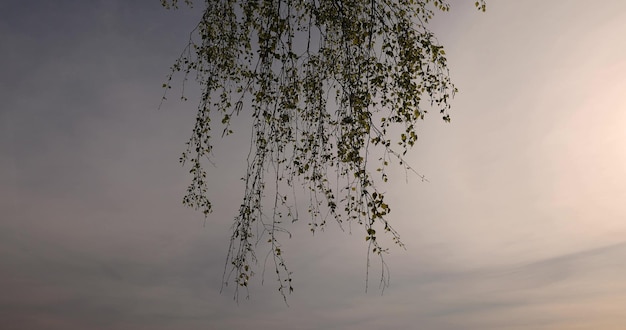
[2,1,626,329]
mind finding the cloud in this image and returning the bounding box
[3,1,626,329]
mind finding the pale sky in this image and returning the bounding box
[2,1,626,329]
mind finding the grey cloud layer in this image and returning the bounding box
[2,0,626,329]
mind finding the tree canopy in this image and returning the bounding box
[161,0,486,300]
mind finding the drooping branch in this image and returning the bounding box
[162,0,486,301]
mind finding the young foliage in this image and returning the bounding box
[162,0,486,300]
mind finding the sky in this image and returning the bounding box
[2,0,626,329]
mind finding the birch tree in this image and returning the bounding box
[161,0,486,300]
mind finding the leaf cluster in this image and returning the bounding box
[162,0,486,301]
